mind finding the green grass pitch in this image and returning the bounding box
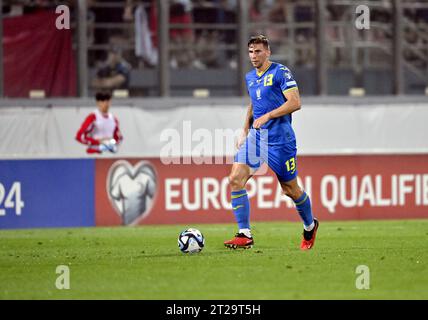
[0,219,427,299]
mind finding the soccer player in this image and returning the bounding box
[224,35,319,250]
[75,91,123,154]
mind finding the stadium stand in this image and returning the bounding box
[2,0,426,97]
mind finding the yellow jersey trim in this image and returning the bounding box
[256,62,273,77]
[282,87,298,95]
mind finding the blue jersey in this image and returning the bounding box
[246,62,298,146]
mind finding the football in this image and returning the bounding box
[178,228,205,254]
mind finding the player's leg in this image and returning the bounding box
[229,162,253,235]
[280,178,314,228]
[280,178,319,250]
[224,162,255,249]
[268,145,319,250]
[224,131,263,249]
[225,130,263,249]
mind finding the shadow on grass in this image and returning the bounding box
[135,247,291,259]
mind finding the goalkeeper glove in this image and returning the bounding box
[99,139,118,153]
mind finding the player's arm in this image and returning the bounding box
[243,102,253,133]
[236,103,253,149]
[269,87,301,118]
[253,88,301,129]
[75,113,100,146]
[113,117,123,144]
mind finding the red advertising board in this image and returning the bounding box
[95,155,428,226]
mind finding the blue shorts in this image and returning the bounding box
[234,130,298,182]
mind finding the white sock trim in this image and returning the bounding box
[239,228,252,238]
[304,221,315,232]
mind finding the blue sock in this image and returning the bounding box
[231,190,250,229]
[294,191,314,228]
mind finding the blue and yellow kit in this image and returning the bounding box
[235,61,299,182]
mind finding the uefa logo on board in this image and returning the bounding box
[106,160,158,225]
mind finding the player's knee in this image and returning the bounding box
[282,185,302,200]
[282,186,293,198]
[229,174,245,191]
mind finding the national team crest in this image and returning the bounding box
[106,160,157,225]
[256,88,261,100]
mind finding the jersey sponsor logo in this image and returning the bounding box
[107,160,158,225]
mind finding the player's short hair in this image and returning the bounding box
[95,91,112,101]
[248,35,270,50]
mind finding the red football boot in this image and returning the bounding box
[300,219,319,251]
[224,233,254,249]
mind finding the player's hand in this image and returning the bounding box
[235,130,248,150]
[98,144,109,153]
[253,113,272,129]
[100,139,118,153]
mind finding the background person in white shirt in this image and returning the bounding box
[75,91,123,154]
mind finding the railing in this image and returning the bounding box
[0,0,427,97]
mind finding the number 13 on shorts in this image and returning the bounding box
[285,157,296,174]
